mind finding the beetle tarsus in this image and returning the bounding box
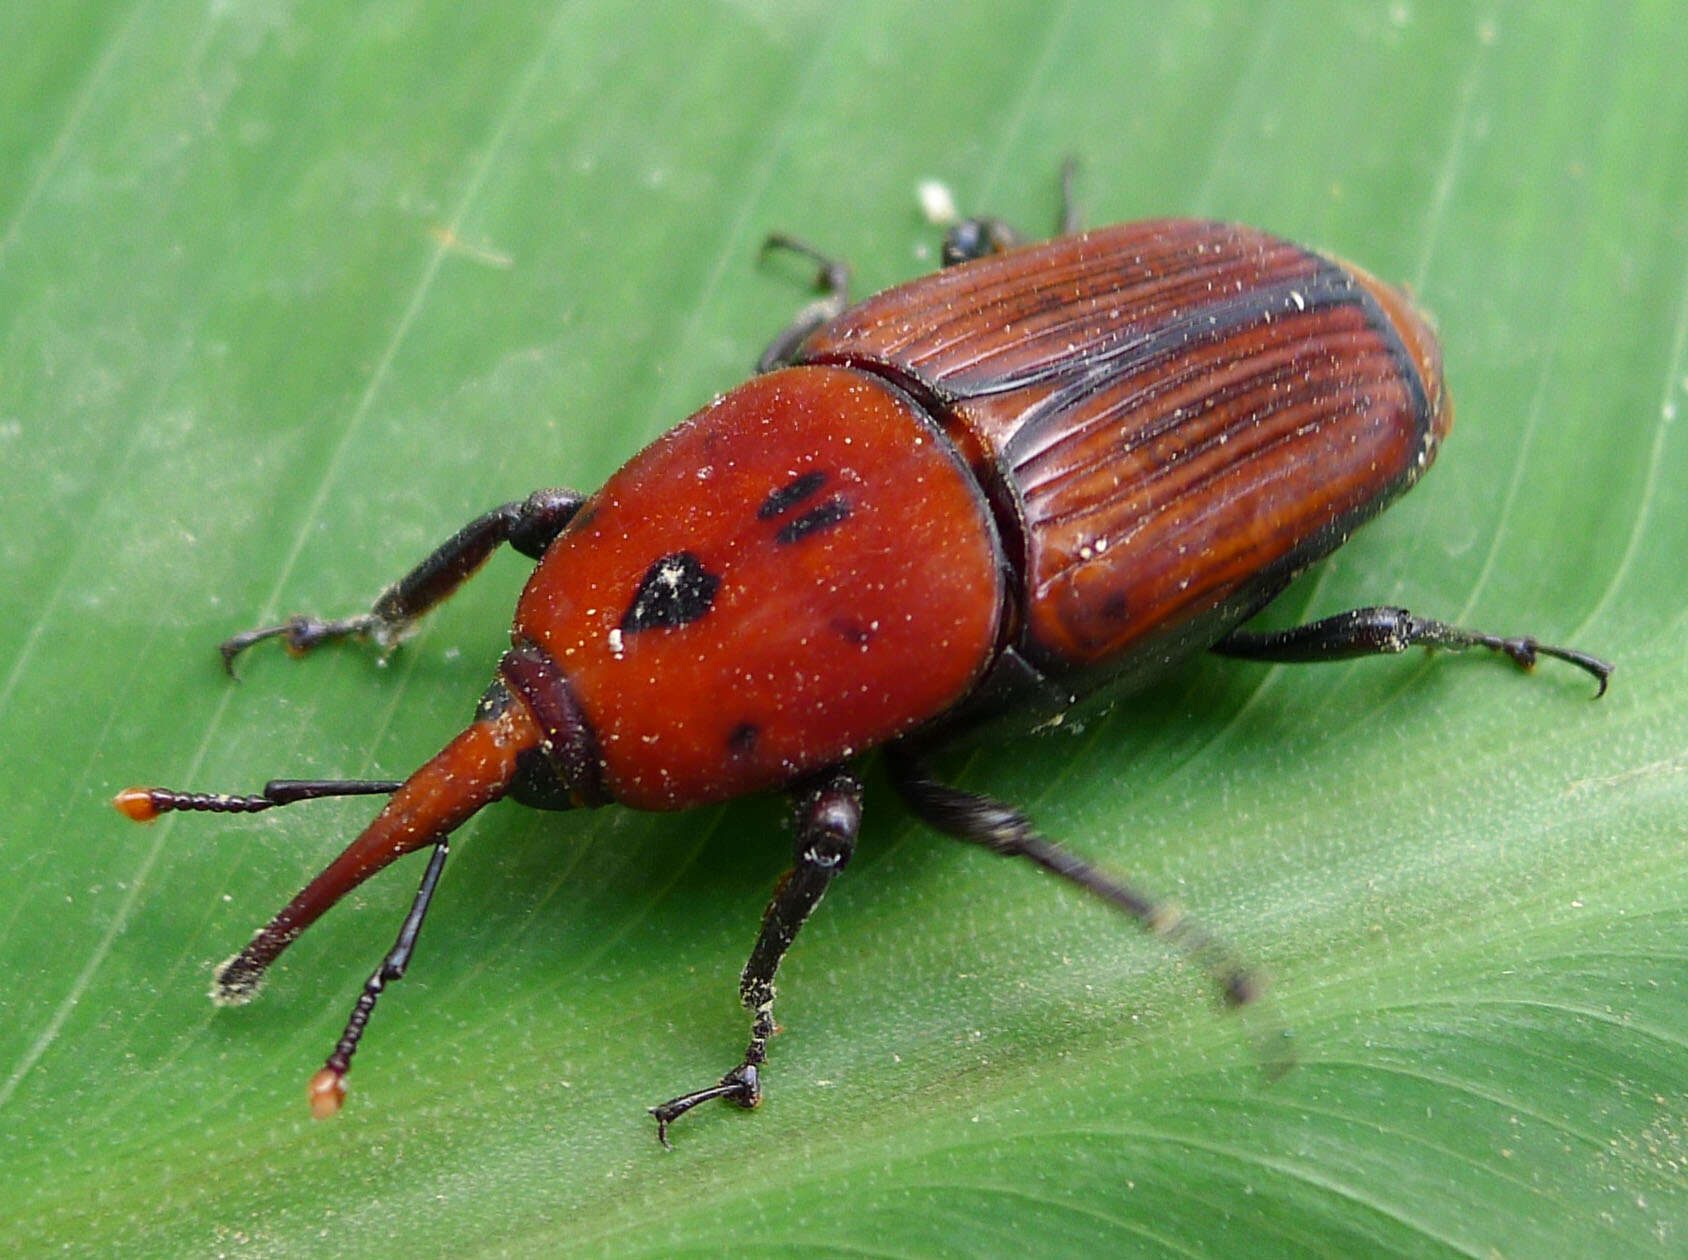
[1497,638,1613,698]
[649,1063,761,1149]
[219,613,383,675]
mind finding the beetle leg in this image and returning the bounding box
[941,159,1082,266]
[756,234,851,372]
[886,746,1260,1011]
[649,767,862,1148]
[1057,156,1082,235]
[219,487,584,674]
[1211,606,1613,698]
[940,215,1025,266]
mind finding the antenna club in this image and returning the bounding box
[113,788,161,822]
[308,1067,347,1119]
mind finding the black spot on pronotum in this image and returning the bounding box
[727,722,759,756]
[758,470,827,519]
[621,551,721,633]
[829,617,875,646]
[774,497,850,545]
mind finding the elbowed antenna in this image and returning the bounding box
[116,696,544,1114]
[208,701,540,1003]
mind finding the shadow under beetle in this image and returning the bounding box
[118,174,1611,1146]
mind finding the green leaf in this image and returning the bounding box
[3,2,1684,1255]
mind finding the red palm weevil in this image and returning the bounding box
[117,176,1611,1145]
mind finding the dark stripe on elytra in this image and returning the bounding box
[758,470,828,519]
[620,551,721,633]
[1343,270,1434,439]
[774,496,850,545]
[1000,260,1367,463]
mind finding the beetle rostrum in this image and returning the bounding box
[117,178,1612,1146]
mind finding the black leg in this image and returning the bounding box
[758,162,1083,369]
[220,487,585,674]
[114,778,401,821]
[305,838,452,1118]
[940,214,1026,266]
[1211,606,1612,697]
[649,767,862,1147]
[756,235,851,372]
[940,158,1083,265]
[1057,156,1082,235]
[886,747,1259,1010]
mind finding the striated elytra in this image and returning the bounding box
[118,180,1611,1145]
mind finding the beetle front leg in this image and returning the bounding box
[220,487,584,673]
[1211,606,1613,697]
[649,767,862,1148]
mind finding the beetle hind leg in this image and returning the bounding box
[1211,605,1613,697]
[886,746,1261,1012]
[649,768,862,1147]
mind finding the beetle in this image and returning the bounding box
[117,176,1611,1146]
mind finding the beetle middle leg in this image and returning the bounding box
[1211,606,1613,697]
[886,746,1259,1010]
[220,487,584,674]
[649,767,862,1147]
